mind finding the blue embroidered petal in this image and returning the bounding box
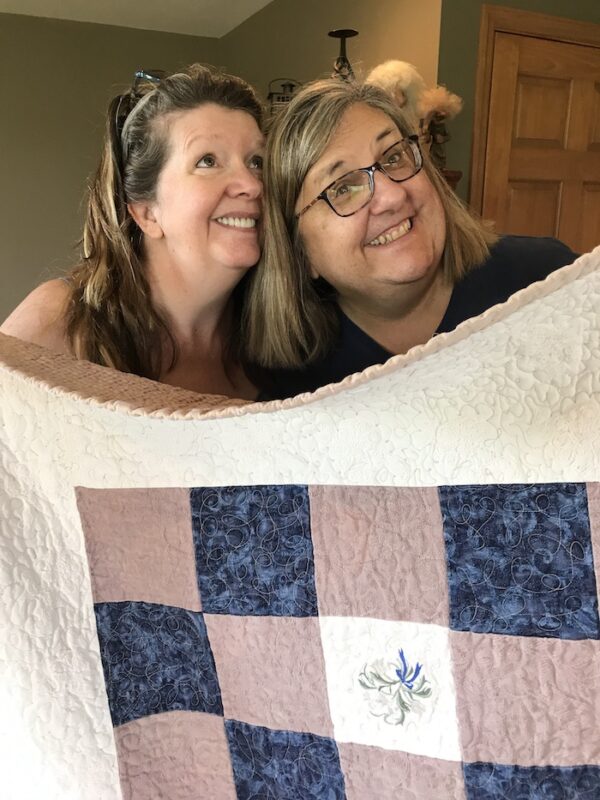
[397,648,409,681]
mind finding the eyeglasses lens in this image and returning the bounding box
[326,172,371,215]
[382,143,419,180]
[327,142,419,216]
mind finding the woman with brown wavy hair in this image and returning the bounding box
[2,64,264,399]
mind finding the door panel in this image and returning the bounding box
[592,83,600,149]
[481,31,600,252]
[582,183,600,253]
[506,181,560,238]
[513,76,570,147]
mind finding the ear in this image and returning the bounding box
[127,201,164,240]
[309,262,320,280]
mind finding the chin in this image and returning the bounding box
[219,247,261,272]
[373,259,434,285]
[237,251,261,269]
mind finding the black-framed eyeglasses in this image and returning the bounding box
[296,136,423,219]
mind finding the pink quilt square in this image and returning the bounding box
[586,482,600,602]
[76,487,201,610]
[451,630,600,766]
[115,710,236,800]
[338,742,466,800]
[309,486,449,624]
[204,614,333,737]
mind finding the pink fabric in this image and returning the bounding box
[586,482,600,606]
[452,630,600,766]
[205,614,334,737]
[115,711,236,800]
[338,742,467,800]
[77,487,201,610]
[309,486,449,625]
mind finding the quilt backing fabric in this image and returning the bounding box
[1,247,600,799]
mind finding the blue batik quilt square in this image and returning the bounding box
[191,485,318,616]
[225,719,346,800]
[94,601,223,726]
[463,762,600,799]
[439,483,600,639]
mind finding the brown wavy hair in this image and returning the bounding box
[65,63,263,379]
[244,78,496,369]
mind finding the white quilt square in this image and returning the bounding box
[319,617,461,761]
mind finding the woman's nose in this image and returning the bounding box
[229,165,263,199]
[369,168,407,213]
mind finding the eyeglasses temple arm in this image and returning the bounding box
[296,193,325,219]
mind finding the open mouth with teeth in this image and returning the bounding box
[367,218,412,247]
[215,216,257,229]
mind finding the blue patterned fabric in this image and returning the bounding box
[439,483,600,639]
[191,484,318,616]
[94,601,223,726]
[85,481,600,798]
[463,762,600,799]
[225,719,347,800]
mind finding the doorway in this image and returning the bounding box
[470,5,600,253]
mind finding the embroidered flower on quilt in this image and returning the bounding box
[358,648,432,725]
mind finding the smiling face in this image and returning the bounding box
[141,103,264,288]
[296,103,446,312]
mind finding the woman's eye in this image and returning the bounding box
[383,147,408,168]
[196,154,217,168]
[331,182,351,199]
[249,154,264,170]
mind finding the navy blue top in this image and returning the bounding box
[268,235,578,399]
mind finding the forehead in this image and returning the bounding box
[327,103,398,150]
[163,103,263,150]
[307,103,399,184]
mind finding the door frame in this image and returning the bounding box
[470,4,600,212]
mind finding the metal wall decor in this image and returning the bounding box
[329,29,358,81]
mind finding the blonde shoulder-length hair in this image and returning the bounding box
[244,78,497,369]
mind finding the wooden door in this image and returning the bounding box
[471,7,600,254]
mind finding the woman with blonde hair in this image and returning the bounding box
[244,78,576,397]
[2,64,265,399]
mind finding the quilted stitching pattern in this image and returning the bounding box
[83,483,600,798]
[191,485,317,616]
[95,601,222,726]
[439,483,600,638]
[1,249,600,798]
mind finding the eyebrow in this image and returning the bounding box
[315,126,397,183]
[183,133,265,152]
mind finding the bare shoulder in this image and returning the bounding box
[0,279,72,355]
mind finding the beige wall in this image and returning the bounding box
[0,14,218,319]
[0,3,442,320]
[221,0,441,99]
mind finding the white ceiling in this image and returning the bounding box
[0,0,274,38]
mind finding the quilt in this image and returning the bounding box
[1,246,600,800]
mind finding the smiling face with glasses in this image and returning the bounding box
[295,103,447,312]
